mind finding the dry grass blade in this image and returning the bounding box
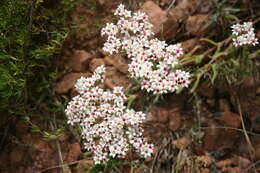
[50,119,71,173]
[38,159,86,173]
[166,0,176,12]
[241,160,260,173]
[236,99,257,173]
[150,139,171,173]
[199,126,260,137]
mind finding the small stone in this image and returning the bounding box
[201,168,210,173]
[141,1,168,35]
[168,109,181,131]
[256,87,260,94]
[58,132,70,142]
[65,50,92,71]
[104,66,129,88]
[89,58,105,72]
[74,160,93,173]
[202,119,220,150]
[215,159,234,168]
[169,0,197,18]
[181,39,199,53]
[66,143,81,162]
[198,155,213,167]
[186,15,211,36]
[256,147,260,159]
[55,72,91,94]
[219,99,230,112]
[197,81,215,98]
[104,55,128,74]
[232,156,251,169]
[149,107,169,123]
[219,111,240,128]
[172,137,190,149]
[34,140,51,152]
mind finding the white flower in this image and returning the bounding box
[231,22,258,47]
[101,23,118,38]
[101,4,190,94]
[65,66,153,164]
[114,4,131,18]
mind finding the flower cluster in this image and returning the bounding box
[231,22,258,47]
[101,4,190,94]
[65,65,153,164]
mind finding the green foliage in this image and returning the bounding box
[0,0,73,118]
[87,160,122,173]
[186,36,259,93]
[185,0,260,93]
[204,0,241,30]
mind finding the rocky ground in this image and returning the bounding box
[0,0,259,172]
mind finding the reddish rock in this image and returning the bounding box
[253,139,260,159]
[66,142,81,162]
[172,137,190,149]
[256,87,260,94]
[181,39,199,53]
[256,147,260,159]
[20,133,33,144]
[158,17,179,40]
[34,140,51,153]
[222,166,242,173]
[55,72,91,94]
[237,139,255,159]
[216,159,234,168]
[73,160,93,173]
[186,15,211,36]
[89,58,105,72]
[15,121,28,135]
[104,55,128,74]
[242,76,255,88]
[149,107,169,123]
[198,155,213,167]
[219,111,240,128]
[203,112,239,150]
[65,50,92,71]
[141,1,168,35]
[232,156,251,169]
[201,168,210,173]
[168,109,181,131]
[196,81,215,98]
[9,148,24,164]
[169,0,198,19]
[219,99,230,112]
[202,119,219,150]
[144,122,168,142]
[58,132,70,142]
[104,66,129,88]
[97,47,109,57]
[161,0,198,40]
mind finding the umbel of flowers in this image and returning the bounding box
[101,4,190,94]
[65,65,154,164]
[231,22,258,47]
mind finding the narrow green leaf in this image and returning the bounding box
[201,38,218,46]
[190,75,201,93]
[211,64,218,84]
